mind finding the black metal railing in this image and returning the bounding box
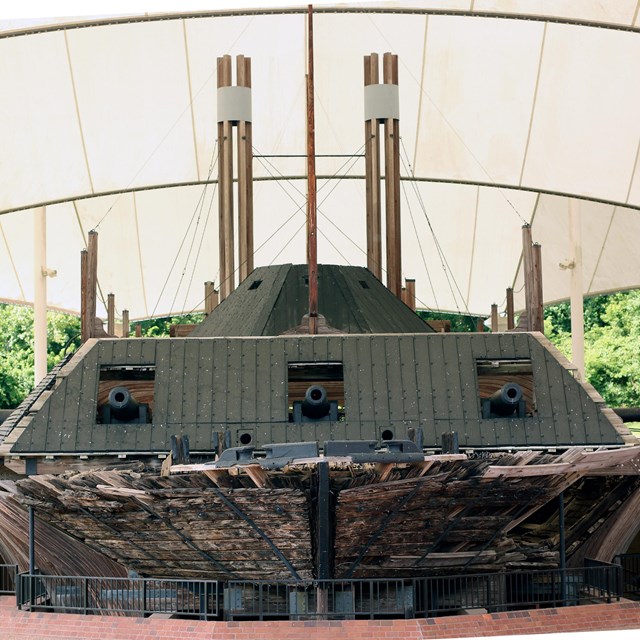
[16,574,219,619]
[14,565,620,620]
[223,567,619,620]
[614,553,640,597]
[0,564,17,595]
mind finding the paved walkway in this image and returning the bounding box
[2,596,640,639]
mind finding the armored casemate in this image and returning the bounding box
[1,261,639,585]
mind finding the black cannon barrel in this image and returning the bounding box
[489,383,523,417]
[301,384,330,419]
[108,386,140,421]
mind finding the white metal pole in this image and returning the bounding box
[33,206,47,385]
[568,199,585,381]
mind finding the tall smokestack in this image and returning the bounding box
[363,52,401,297]
[217,54,254,300]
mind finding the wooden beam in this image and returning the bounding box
[204,281,218,315]
[217,55,234,301]
[405,278,416,311]
[317,461,331,580]
[532,242,544,333]
[107,293,115,335]
[491,303,498,332]
[383,52,401,298]
[506,287,515,330]
[522,224,534,332]
[86,230,98,340]
[80,249,88,343]
[237,55,254,282]
[364,53,382,280]
[121,309,129,338]
[244,463,272,489]
[307,5,318,335]
[135,324,142,338]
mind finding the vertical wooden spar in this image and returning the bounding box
[204,281,219,316]
[80,249,88,343]
[121,309,129,338]
[522,224,534,331]
[364,54,382,279]
[307,5,318,335]
[522,225,544,333]
[532,243,544,333]
[86,230,98,341]
[237,55,254,282]
[217,55,234,301]
[107,293,115,336]
[491,303,499,332]
[405,278,416,311]
[383,53,401,298]
[506,287,515,330]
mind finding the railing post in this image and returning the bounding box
[616,564,623,601]
[142,577,147,616]
[558,492,566,606]
[28,506,36,575]
[202,581,208,620]
[83,577,88,614]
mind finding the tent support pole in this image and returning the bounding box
[568,199,585,380]
[33,206,47,384]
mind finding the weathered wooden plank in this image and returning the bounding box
[398,336,419,423]
[241,338,258,424]
[153,341,171,425]
[166,340,186,429]
[181,340,200,424]
[194,340,214,449]
[226,339,243,427]
[384,336,405,425]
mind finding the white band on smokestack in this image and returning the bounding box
[364,83,399,121]
[217,86,252,122]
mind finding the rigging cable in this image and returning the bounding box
[253,140,384,274]
[170,145,220,314]
[180,177,217,315]
[90,16,255,233]
[398,167,439,311]
[400,138,471,315]
[149,141,218,318]
[366,14,528,227]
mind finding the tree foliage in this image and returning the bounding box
[3,293,640,411]
[133,314,204,337]
[545,291,640,407]
[0,304,81,409]
[0,305,202,409]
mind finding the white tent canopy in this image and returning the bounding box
[1,2,640,320]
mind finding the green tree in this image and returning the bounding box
[0,304,81,409]
[132,313,205,337]
[545,291,640,407]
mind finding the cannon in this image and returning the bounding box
[482,382,525,419]
[292,384,338,422]
[101,386,149,424]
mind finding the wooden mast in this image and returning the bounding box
[237,55,254,282]
[307,4,318,335]
[364,54,382,279]
[217,55,234,301]
[383,53,401,298]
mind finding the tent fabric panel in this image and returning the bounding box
[522,24,640,203]
[0,32,91,212]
